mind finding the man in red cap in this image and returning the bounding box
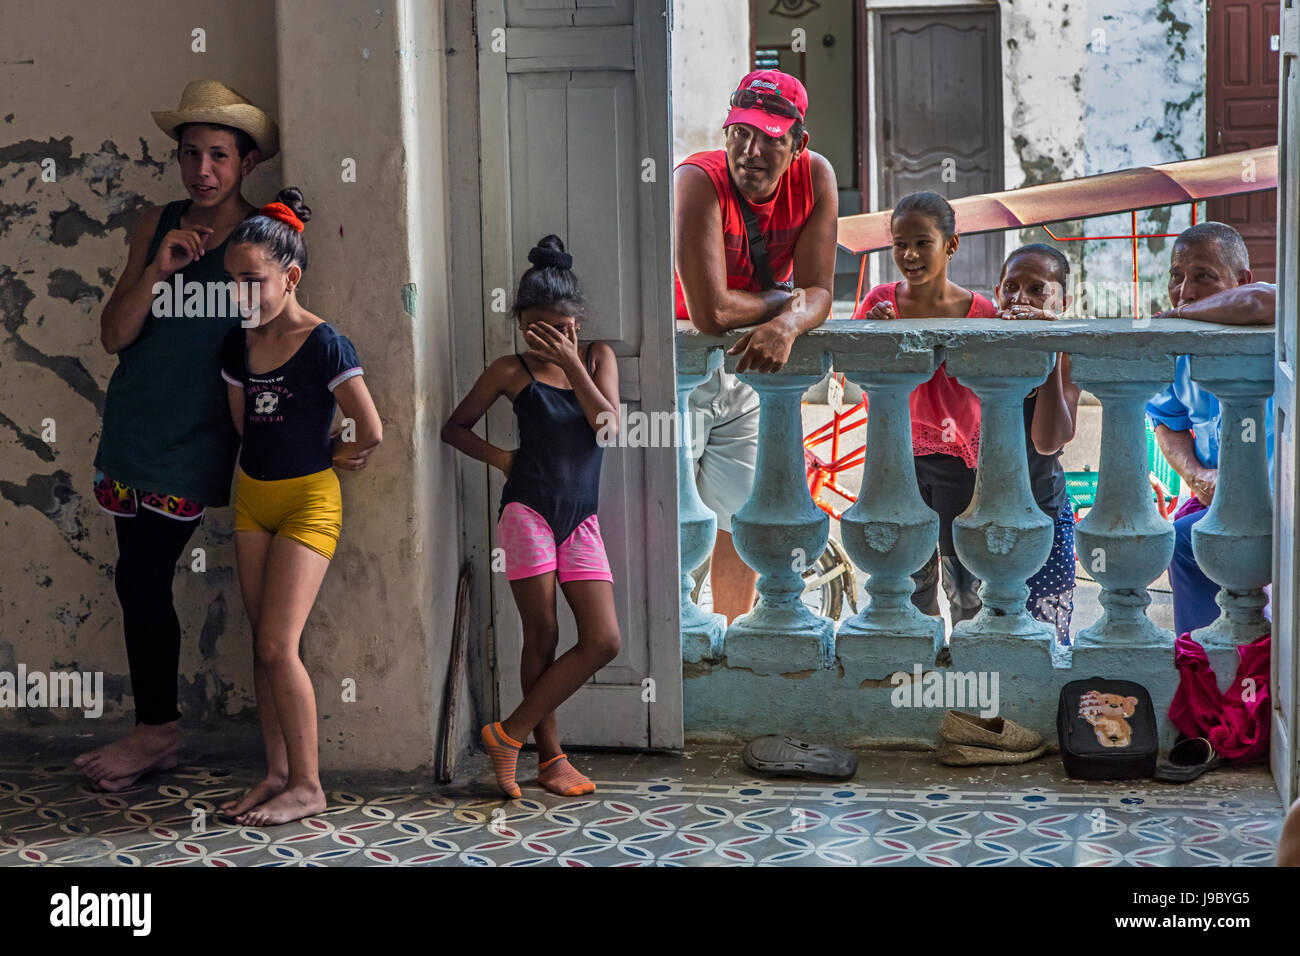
[675,69,839,622]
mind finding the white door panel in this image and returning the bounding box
[478,0,680,748]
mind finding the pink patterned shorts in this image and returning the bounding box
[92,471,205,521]
[497,502,613,584]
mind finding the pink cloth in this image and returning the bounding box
[852,281,997,469]
[497,501,613,584]
[1168,632,1271,762]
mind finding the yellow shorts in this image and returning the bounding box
[233,466,342,560]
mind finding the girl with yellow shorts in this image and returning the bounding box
[217,188,382,827]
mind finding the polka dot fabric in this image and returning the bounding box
[1026,506,1076,644]
[497,501,613,584]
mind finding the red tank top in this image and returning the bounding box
[855,281,998,469]
[673,149,815,320]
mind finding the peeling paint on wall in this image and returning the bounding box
[0,409,56,462]
[1,48,275,732]
[47,267,104,305]
[998,0,1206,307]
[2,266,107,412]
[0,470,84,540]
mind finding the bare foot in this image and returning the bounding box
[220,774,288,818]
[88,754,180,793]
[236,783,327,828]
[76,723,181,788]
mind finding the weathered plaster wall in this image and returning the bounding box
[671,0,751,160]
[273,0,459,771]
[1,1,280,730]
[999,0,1206,313]
[1,0,462,771]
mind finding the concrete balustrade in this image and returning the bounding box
[1068,360,1177,655]
[675,319,1275,746]
[944,348,1056,648]
[727,361,835,674]
[834,350,944,667]
[1187,354,1275,649]
[675,346,727,662]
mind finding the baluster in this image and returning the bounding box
[836,362,944,663]
[728,368,835,672]
[1067,365,1176,653]
[1188,357,1273,647]
[945,348,1056,647]
[676,347,727,661]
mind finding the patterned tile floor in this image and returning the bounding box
[0,737,1283,867]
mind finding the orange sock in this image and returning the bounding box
[538,753,595,796]
[481,722,523,799]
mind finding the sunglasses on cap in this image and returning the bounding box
[729,88,804,122]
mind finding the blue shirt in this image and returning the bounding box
[1146,355,1274,487]
[221,323,363,481]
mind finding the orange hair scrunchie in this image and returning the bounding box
[260,201,304,233]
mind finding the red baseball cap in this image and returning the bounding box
[723,69,809,138]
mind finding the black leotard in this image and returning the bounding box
[498,344,604,543]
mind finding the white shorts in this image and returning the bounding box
[687,366,760,534]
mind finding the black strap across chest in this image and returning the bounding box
[729,175,776,291]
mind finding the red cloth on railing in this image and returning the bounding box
[1168,632,1270,762]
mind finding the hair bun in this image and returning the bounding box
[276,187,312,225]
[527,234,572,270]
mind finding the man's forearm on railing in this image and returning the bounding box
[690,286,793,334]
[771,285,832,337]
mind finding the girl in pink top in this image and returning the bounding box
[852,191,995,624]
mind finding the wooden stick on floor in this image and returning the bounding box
[436,562,473,784]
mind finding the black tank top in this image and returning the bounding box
[498,344,605,543]
[1024,391,1069,517]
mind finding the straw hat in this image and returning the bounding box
[152,80,280,160]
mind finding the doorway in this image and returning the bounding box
[870,5,1004,298]
[1207,0,1281,281]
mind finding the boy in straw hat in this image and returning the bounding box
[77,81,278,791]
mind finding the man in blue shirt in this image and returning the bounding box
[1146,222,1276,636]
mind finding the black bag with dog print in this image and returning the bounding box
[1056,677,1158,780]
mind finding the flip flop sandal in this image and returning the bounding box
[1154,736,1223,783]
[741,735,858,780]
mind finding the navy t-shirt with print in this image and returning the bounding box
[221,323,363,481]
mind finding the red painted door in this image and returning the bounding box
[1207,0,1280,281]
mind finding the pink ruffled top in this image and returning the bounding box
[853,281,997,469]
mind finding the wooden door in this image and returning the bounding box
[1207,0,1280,280]
[476,0,681,748]
[1270,0,1298,809]
[872,7,1003,298]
